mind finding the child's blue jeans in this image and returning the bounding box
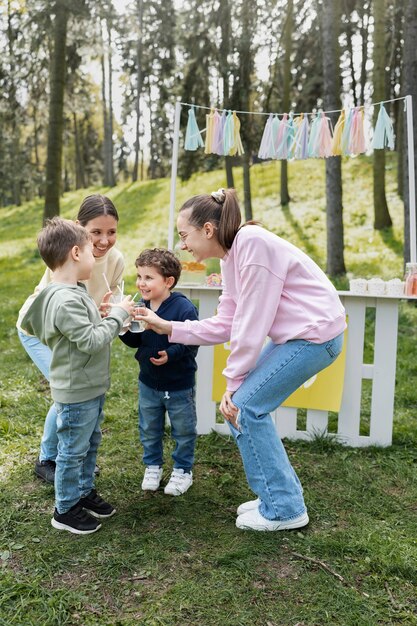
[18,330,58,462]
[54,394,105,514]
[229,333,344,522]
[138,382,197,472]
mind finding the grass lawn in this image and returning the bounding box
[0,156,416,625]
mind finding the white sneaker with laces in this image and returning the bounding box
[236,498,261,516]
[164,469,193,496]
[141,466,163,491]
[236,508,309,531]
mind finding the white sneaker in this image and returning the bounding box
[236,498,261,516]
[236,508,309,531]
[164,469,193,496]
[141,466,163,491]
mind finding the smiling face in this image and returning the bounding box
[177,209,223,262]
[136,265,174,307]
[83,215,118,258]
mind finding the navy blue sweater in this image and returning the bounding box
[119,291,199,391]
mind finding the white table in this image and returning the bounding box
[176,285,416,447]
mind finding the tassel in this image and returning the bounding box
[349,107,366,155]
[232,111,245,156]
[372,103,395,150]
[318,112,333,158]
[287,113,296,159]
[223,110,234,154]
[184,107,204,151]
[212,110,224,155]
[308,114,321,157]
[275,113,289,159]
[331,110,345,156]
[258,114,273,160]
[269,115,280,158]
[341,108,353,155]
[293,114,309,159]
[204,108,216,154]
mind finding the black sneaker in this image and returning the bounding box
[79,489,116,519]
[34,458,56,484]
[51,502,101,535]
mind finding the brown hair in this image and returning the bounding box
[135,248,182,289]
[77,194,119,226]
[37,217,90,271]
[179,188,242,251]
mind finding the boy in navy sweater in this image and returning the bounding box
[120,248,199,495]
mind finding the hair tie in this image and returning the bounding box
[211,188,226,204]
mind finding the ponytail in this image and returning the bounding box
[179,188,242,251]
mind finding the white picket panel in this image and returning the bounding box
[175,285,415,447]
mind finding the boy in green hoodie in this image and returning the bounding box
[22,217,134,535]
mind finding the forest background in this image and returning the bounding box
[1,0,417,276]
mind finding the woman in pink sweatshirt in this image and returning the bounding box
[138,188,346,532]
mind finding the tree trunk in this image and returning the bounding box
[101,50,110,185]
[44,0,68,221]
[132,0,143,182]
[107,20,115,187]
[321,0,346,276]
[73,112,85,189]
[7,0,21,206]
[373,0,392,229]
[280,0,293,206]
[402,0,417,264]
[359,2,370,105]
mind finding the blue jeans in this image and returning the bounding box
[138,382,197,472]
[54,395,105,513]
[230,333,344,522]
[18,330,58,461]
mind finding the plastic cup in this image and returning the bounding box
[130,303,146,333]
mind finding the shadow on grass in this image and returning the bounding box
[281,203,323,264]
[379,226,404,258]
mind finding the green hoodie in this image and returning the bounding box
[21,282,129,403]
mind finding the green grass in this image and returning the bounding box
[1,156,416,625]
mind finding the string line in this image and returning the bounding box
[180,96,407,118]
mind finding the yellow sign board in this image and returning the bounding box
[212,331,347,413]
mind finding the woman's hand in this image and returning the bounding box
[219,391,239,430]
[135,307,172,335]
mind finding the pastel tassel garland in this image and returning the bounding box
[372,103,395,150]
[184,107,204,151]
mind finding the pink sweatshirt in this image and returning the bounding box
[170,225,346,393]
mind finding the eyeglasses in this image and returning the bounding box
[178,228,198,243]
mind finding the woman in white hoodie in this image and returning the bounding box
[136,188,346,532]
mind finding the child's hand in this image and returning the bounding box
[99,290,113,318]
[109,295,135,316]
[150,351,168,366]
